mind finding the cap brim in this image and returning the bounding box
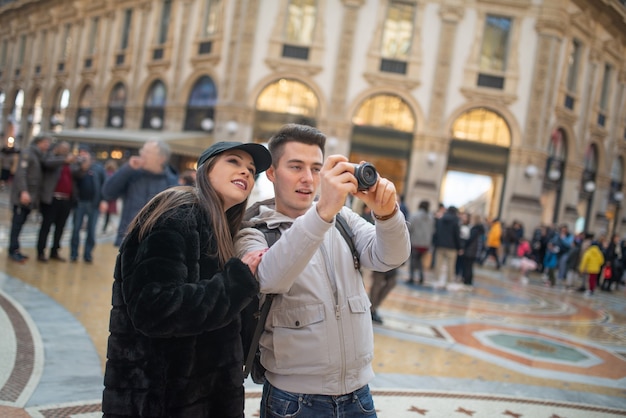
[231,143,272,174]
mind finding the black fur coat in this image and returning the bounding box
[102,204,259,417]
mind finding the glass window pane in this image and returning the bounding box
[88,17,99,55]
[600,63,612,110]
[285,0,317,44]
[566,39,581,93]
[202,0,220,37]
[61,24,71,61]
[121,9,133,50]
[146,81,167,107]
[18,35,25,65]
[188,76,217,107]
[352,94,414,133]
[452,108,511,147]
[381,2,414,60]
[109,83,127,107]
[159,0,172,45]
[548,129,567,159]
[611,158,623,181]
[480,15,511,72]
[257,78,318,117]
[584,145,597,172]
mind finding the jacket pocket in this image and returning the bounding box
[346,295,374,365]
[272,303,329,370]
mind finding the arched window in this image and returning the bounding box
[352,93,414,132]
[610,157,624,203]
[107,82,127,128]
[581,144,598,194]
[350,94,415,194]
[452,107,511,147]
[253,78,319,141]
[142,80,166,130]
[50,88,69,133]
[30,89,43,137]
[184,76,217,131]
[257,78,317,117]
[76,85,94,128]
[545,128,567,184]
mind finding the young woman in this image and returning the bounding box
[102,141,272,417]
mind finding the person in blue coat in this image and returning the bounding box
[102,140,179,246]
[70,145,107,262]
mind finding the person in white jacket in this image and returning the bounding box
[235,123,410,417]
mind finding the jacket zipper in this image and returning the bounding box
[320,231,348,394]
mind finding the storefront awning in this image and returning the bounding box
[52,128,214,158]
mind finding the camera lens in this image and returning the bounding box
[353,162,378,191]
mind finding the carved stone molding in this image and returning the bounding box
[459,87,517,106]
[362,72,420,91]
[265,58,323,77]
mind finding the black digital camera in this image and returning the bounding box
[352,162,378,191]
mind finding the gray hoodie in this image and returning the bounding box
[235,201,409,395]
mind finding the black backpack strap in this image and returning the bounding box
[243,223,278,380]
[336,213,360,270]
[243,293,274,379]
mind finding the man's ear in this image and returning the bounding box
[265,165,275,182]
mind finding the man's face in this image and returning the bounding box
[140,141,165,173]
[266,141,323,219]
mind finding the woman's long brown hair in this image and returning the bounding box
[195,155,248,267]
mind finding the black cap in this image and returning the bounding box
[197,141,272,174]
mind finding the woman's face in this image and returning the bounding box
[208,149,257,211]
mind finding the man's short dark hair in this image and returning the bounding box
[267,124,326,166]
[418,200,429,212]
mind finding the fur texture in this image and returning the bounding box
[103,204,258,417]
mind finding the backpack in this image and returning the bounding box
[241,211,360,384]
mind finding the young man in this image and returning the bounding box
[235,124,410,417]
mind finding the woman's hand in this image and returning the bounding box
[241,248,268,275]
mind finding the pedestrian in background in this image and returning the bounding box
[433,205,462,289]
[480,217,502,269]
[429,202,446,269]
[407,200,434,285]
[455,211,471,280]
[462,214,485,288]
[102,140,178,246]
[102,141,272,417]
[579,236,604,297]
[101,159,118,234]
[36,141,76,262]
[70,145,107,263]
[8,135,52,262]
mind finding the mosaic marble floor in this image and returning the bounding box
[0,188,625,417]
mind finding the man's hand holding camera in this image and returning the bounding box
[316,154,397,222]
[316,155,357,222]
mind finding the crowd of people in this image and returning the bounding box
[404,201,624,297]
[5,135,198,264]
